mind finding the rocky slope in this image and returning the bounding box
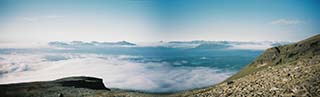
[174,34,320,97]
[0,34,319,97]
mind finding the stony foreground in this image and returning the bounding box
[176,57,320,97]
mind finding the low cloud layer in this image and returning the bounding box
[0,53,233,92]
[270,19,304,25]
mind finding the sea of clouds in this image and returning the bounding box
[0,40,289,92]
[0,53,233,93]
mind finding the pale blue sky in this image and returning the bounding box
[0,0,319,43]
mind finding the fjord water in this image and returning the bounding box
[0,46,262,92]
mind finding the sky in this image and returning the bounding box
[0,0,319,43]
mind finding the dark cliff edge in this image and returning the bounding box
[0,34,319,97]
[55,76,109,90]
[0,76,110,97]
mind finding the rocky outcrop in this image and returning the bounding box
[55,76,110,90]
[0,76,110,97]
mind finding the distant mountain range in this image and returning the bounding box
[48,41,136,48]
[48,40,291,50]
